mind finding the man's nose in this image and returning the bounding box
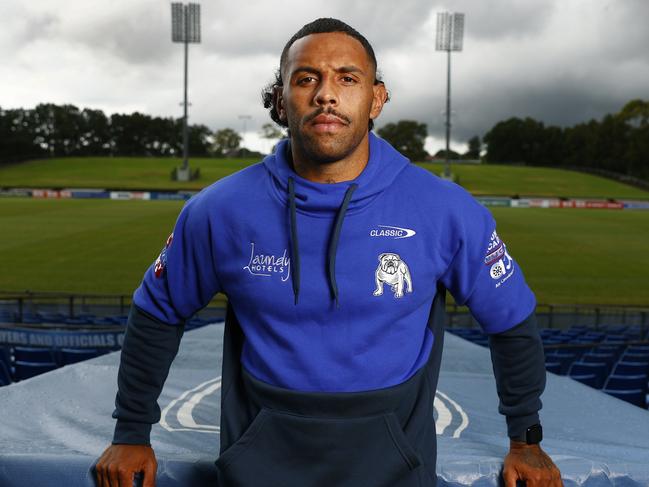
[314,78,338,106]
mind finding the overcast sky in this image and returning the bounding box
[2,0,648,153]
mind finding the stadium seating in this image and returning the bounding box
[568,362,608,389]
[13,347,57,363]
[581,353,616,375]
[602,388,647,408]
[13,361,58,381]
[544,361,563,375]
[59,348,107,366]
[604,374,648,394]
[0,361,11,386]
[570,374,602,388]
[615,361,649,375]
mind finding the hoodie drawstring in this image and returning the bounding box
[287,177,358,308]
[327,183,357,307]
[287,177,301,305]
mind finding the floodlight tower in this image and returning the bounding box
[171,2,201,181]
[436,12,465,179]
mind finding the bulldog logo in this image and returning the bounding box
[373,252,413,299]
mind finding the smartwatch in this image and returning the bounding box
[512,424,543,444]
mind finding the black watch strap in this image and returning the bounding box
[512,423,543,444]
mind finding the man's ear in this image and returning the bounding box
[370,82,388,121]
[274,86,287,122]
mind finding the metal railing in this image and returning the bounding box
[2,291,647,335]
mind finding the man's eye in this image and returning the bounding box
[298,76,316,85]
[341,76,357,83]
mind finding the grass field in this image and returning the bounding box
[1,198,647,306]
[2,156,648,200]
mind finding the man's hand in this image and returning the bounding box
[95,444,157,487]
[503,441,563,487]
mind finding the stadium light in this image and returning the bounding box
[171,2,201,181]
[436,12,465,179]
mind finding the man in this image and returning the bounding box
[96,18,563,487]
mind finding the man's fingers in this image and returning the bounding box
[502,466,519,487]
[142,459,157,487]
[118,467,134,487]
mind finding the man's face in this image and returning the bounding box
[276,32,386,164]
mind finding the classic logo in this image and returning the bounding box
[243,242,291,282]
[373,252,413,299]
[369,225,416,239]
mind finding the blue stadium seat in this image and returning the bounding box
[20,315,43,325]
[0,346,12,368]
[0,361,12,386]
[568,362,608,389]
[13,361,58,381]
[545,361,564,375]
[613,361,649,376]
[603,388,647,408]
[627,345,649,354]
[582,332,605,342]
[604,374,648,394]
[570,373,601,389]
[621,353,649,364]
[595,344,625,358]
[13,347,57,364]
[37,312,66,324]
[552,352,578,374]
[59,348,106,366]
[0,311,16,323]
[604,334,627,343]
[581,353,616,375]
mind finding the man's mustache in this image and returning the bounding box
[303,108,351,125]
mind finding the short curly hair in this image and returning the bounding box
[261,18,388,131]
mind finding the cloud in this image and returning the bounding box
[1,0,648,153]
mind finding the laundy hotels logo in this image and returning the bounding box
[243,242,291,282]
[369,224,416,239]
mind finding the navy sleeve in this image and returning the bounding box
[441,197,536,334]
[112,304,184,445]
[488,312,546,439]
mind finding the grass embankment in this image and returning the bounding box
[1,157,648,200]
[1,199,647,306]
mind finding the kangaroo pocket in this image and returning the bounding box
[215,407,423,487]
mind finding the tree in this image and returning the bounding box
[211,128,242,157]
[464,135,481,159]
[259,123,284,140]
[376,120,428,161]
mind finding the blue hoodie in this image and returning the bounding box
[134,132,535,393]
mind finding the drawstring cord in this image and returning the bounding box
[287,177,301,305]
[327,184,357,307]
[287,177,358,308]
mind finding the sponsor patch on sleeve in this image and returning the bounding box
[154,233,174,278]
[484,231,516,287]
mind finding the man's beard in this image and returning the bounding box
[288,108,361,164]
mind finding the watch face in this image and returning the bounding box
[526,424,543,444]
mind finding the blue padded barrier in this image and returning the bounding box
[1,325,649,487]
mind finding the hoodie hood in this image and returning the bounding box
[263,132,410,216]
[262,132,411,307]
